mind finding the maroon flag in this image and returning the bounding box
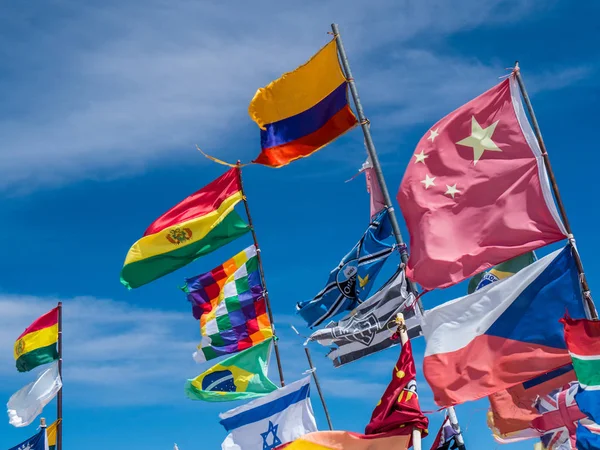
[365,340,428,446]
[397,74,566,290]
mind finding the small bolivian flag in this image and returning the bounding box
[185,338,278,402]
[248,39,358,168]
[14,307,59,373]
[120,168,250,289]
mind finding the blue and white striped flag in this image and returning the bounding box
[219,377,317,450]
[297,208,395,328]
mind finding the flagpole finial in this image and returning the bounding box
[40,417,46,428]
[394,312,406,329]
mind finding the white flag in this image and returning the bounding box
[7,361,62,427]
[219,376,317,450]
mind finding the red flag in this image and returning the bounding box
[365,340,428,445]
[488,364,575,440]
[397,75,566,290]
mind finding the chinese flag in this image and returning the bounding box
[365,340,428,446]
[397,75,566,290]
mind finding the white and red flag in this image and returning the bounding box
[397,74,566,290]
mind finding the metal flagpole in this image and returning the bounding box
[237,164,286,386]
[330,23,407,262]
[394,314,421,450]
[331,23,467,449]
[514,62,597,320]
[303,346,334,430]
[56,302,63,450]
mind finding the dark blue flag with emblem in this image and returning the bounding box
[8,428,47,450]
[297,208,395,328]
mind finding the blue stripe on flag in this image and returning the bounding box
[523,363,573,390]
[486,246,585,348]
[219,383,310,431]
[576,422,600,450]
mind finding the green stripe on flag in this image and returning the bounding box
[571,355,600,387]
[15,343,59,373]
[120,211,250,289]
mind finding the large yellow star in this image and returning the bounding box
[456,116,501,164]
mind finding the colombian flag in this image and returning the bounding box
[248,40,357,168]
[120,168,250,289]
[14,307,59,373]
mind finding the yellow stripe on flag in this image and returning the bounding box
[47,419,60,447]
[13,324,58,360]
[284,442,331,450]
[248,40,346,128]
[124,191,242,265]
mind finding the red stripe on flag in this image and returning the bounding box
[144,168,241,236]
[424,334,573,407]
[16,307,59,340]
[561,316,600,357]
[253,105,357,168]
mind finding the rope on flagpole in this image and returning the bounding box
[195,145,250,168]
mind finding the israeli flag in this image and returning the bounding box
[8,428,48,450]
[297,208,395,328]
[219,377,317,450]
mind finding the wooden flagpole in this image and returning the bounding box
[56,302,63,450]
[303,346,334,430]
[331,23,467,449]
[237,164,286,386]
[514,62,597,320]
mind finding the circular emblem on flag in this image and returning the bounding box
[166,227,193,245]
[15,339,25,357]
[337,260,358,299]
[476,271,500,291]
[202,370,237,393]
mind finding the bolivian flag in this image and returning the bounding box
[248,39,357,168]
[14,307,59,373]
[120,168,250,289]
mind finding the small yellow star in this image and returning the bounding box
[421,174,436,189]
[414,150,428,164]
[427,128,439,142]
[445,184,460,199]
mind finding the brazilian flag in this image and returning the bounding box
[467,251,536,294]
[185,338,278,402]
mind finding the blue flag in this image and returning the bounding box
[8,429,47,450]
[297,208,395,328]
[576,420,600,450]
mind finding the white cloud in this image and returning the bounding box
[0,295,198,406]
[0,295,407,407]
[0,0,589,192]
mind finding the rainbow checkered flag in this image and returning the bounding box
[184,245,273,362]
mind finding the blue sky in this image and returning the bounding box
[1,0,599,449]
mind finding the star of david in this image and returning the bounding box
[260,420,282,450]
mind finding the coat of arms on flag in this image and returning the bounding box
[297,208,395,328]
